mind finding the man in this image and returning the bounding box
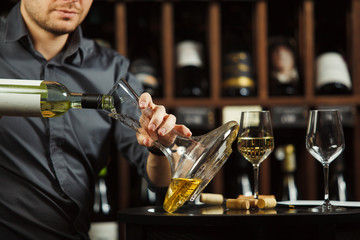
[0,0,191,239]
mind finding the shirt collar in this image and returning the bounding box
[59,26,84,67]
[4,2,85,66]
[4,2,28,43]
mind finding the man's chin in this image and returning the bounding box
[47,22,78,35]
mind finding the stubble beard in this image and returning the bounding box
[26,2,82,36]
[39,17,78,36]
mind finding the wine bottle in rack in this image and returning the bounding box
[315,52,352,95]
[93,167,111,217]
[0,79,114,118]
[236,155,253,197]
[90,167,118,240]
[268,37,300,96]
[222,51,255,97]
[174,2,209,98]
[224,140,253,197]
[130,58,159,97]
[314,0,350,96]
[175,40,208,98]
[82,2,115,48]
[126,2,162,98]
[330,154,347,201]
[275,144,298,201]
[175,107,215,132]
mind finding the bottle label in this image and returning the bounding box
[223,51,255,89]
[0,79,43,86]
[176,41,203,68]
[0,79,43,117]
[0,93,42,117]
[316,52,352,89]
[270,44,298,84]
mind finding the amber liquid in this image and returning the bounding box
[238,137,274,165]
[41,100,70,118]
[163,178,202,213]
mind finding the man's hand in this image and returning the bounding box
[136,92,192,147]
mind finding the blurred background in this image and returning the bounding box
[2,0,360,239]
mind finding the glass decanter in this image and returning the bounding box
[104,78,239,213]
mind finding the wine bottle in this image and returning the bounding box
[314,0,350,95]
[316,52,352,95]
[269,37,300,96]
[130,58,159,97]
[82,2,115,48]
[175,40,208,97]
[276,144,298,201]
[127,3,162,98]
[90,167,118,240]
[330,154,347,201]
[174,2,208,98]
[222,51,255,97]
[221,1,255,97]
[93,167,111,216]
[224,140,252,197]
[0,79,114,118]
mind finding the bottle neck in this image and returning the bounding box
[70,93,113,110]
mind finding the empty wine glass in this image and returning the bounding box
[237,111,274,199]
[306,109,345,211]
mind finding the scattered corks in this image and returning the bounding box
[200,193,277,210]
[237,194,277,209]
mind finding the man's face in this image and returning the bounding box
[21,0,93,35]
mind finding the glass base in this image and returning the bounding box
[310,202,346,213]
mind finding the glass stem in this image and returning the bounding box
[323,163,330,206]
[253,164,260,199]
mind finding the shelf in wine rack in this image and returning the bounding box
[155,96,360,108]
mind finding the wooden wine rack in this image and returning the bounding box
[111,0,360,205]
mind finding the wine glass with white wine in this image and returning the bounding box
[237,111,274,199]
[306,109,345,212]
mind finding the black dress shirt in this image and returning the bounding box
[0,3,153,239]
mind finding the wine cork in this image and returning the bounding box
[256,198,277,209]
[237,195,276,209]
[259,195,275,199]
[237,194,275,199]
[200,193,224,205]
[226,199,250,210]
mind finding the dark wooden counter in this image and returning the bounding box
[118,203,360,240]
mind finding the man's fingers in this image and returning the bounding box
[157,114,176,136]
